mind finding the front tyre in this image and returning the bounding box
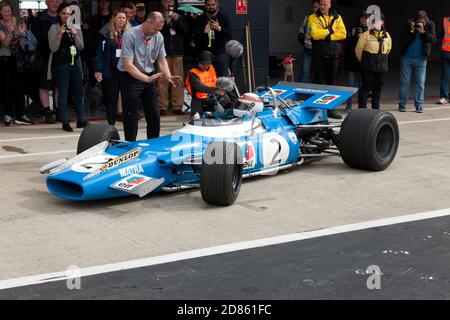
[339,109,399,171]
[77,124,120,154]
[200,141,244,206]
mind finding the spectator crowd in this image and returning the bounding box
[298,0,449,118]
[0,0,449,137]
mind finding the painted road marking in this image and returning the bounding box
[0,127,182,144]
[1,117,450,160]
[1,208,450,290]
[398,118,450,125]
[0,150,76,160]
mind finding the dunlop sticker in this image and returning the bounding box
[83,148,142,180]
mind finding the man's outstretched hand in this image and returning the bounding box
[167,76,183,87]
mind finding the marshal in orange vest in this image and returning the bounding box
[443,17,450,52]
[185,65,217,100]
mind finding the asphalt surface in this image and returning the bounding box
[1,215,450,299]
[1,102,450,299]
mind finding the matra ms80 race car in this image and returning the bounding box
[41,82,399,206]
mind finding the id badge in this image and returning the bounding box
[70,45,77,56]
[116,49,122,58]
[170,28,176,36]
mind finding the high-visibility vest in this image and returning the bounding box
[443,17,450,52]
[185,65,217,100]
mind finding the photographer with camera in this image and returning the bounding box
[344,10,369,112]
[398,10,436,113]
[48,2,87,132]
[193,0,232,77]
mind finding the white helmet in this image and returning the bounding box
[233,93,264,118]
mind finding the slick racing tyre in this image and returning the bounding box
[77,124,120,154]
[339,109,399,171]
[200,141,244,206]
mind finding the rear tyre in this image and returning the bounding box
[200,141,243,206]
[339,109,399,171]
[77,124,120,155]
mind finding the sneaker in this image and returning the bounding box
[416,106,424,113]
[327,109,342,119]
[62,122,73,132]
[173,109,185,115]
[437,98,448,105]
[160,109,167,116]
[15,115,33,125]
[116,113,123,122]
[4,115,12,126]
[398,105,407,112]
[76,121,89,129]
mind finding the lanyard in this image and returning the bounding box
[141,27,151,46]
[115,36,122,48]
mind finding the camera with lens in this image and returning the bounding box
[202,93,231,114]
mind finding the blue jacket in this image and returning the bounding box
[95,30,122,79]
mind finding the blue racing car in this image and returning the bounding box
[40,82,399,206]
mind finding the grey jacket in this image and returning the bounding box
[47,23,84,79]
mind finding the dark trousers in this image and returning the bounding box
[53,62,85,123]
[358,69,385,109]
[0,56,26,118]
[103,67,120,125]
[120,72,160,142]
[440,58,450,100]
[313,55,339,85]
[213,52,230,77]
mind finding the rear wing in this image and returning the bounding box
[257,82,358,111]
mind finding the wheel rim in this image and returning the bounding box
[376,123,395,160]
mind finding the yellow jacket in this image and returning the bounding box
[307,12,347,42]
[355,30,392,62]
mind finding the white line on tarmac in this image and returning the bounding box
[0,115,448,145]
[0,150,75,160]
[0,127,181,144]
[1,208,450,290]
[398,117,450,125]
[0,135,79,143]
[423,106,450,111]
[0,117,449,160]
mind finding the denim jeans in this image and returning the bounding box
[53,62,85,124]
[440,58,450,100]
[346,70,361,110]
[399,56,427,108]
[298,48,313,83]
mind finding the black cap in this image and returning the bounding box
[360,10,371,18]
[198,51,213,65]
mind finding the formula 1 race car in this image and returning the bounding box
[40,82,399,206]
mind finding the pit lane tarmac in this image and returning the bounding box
[1,105,450,299]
